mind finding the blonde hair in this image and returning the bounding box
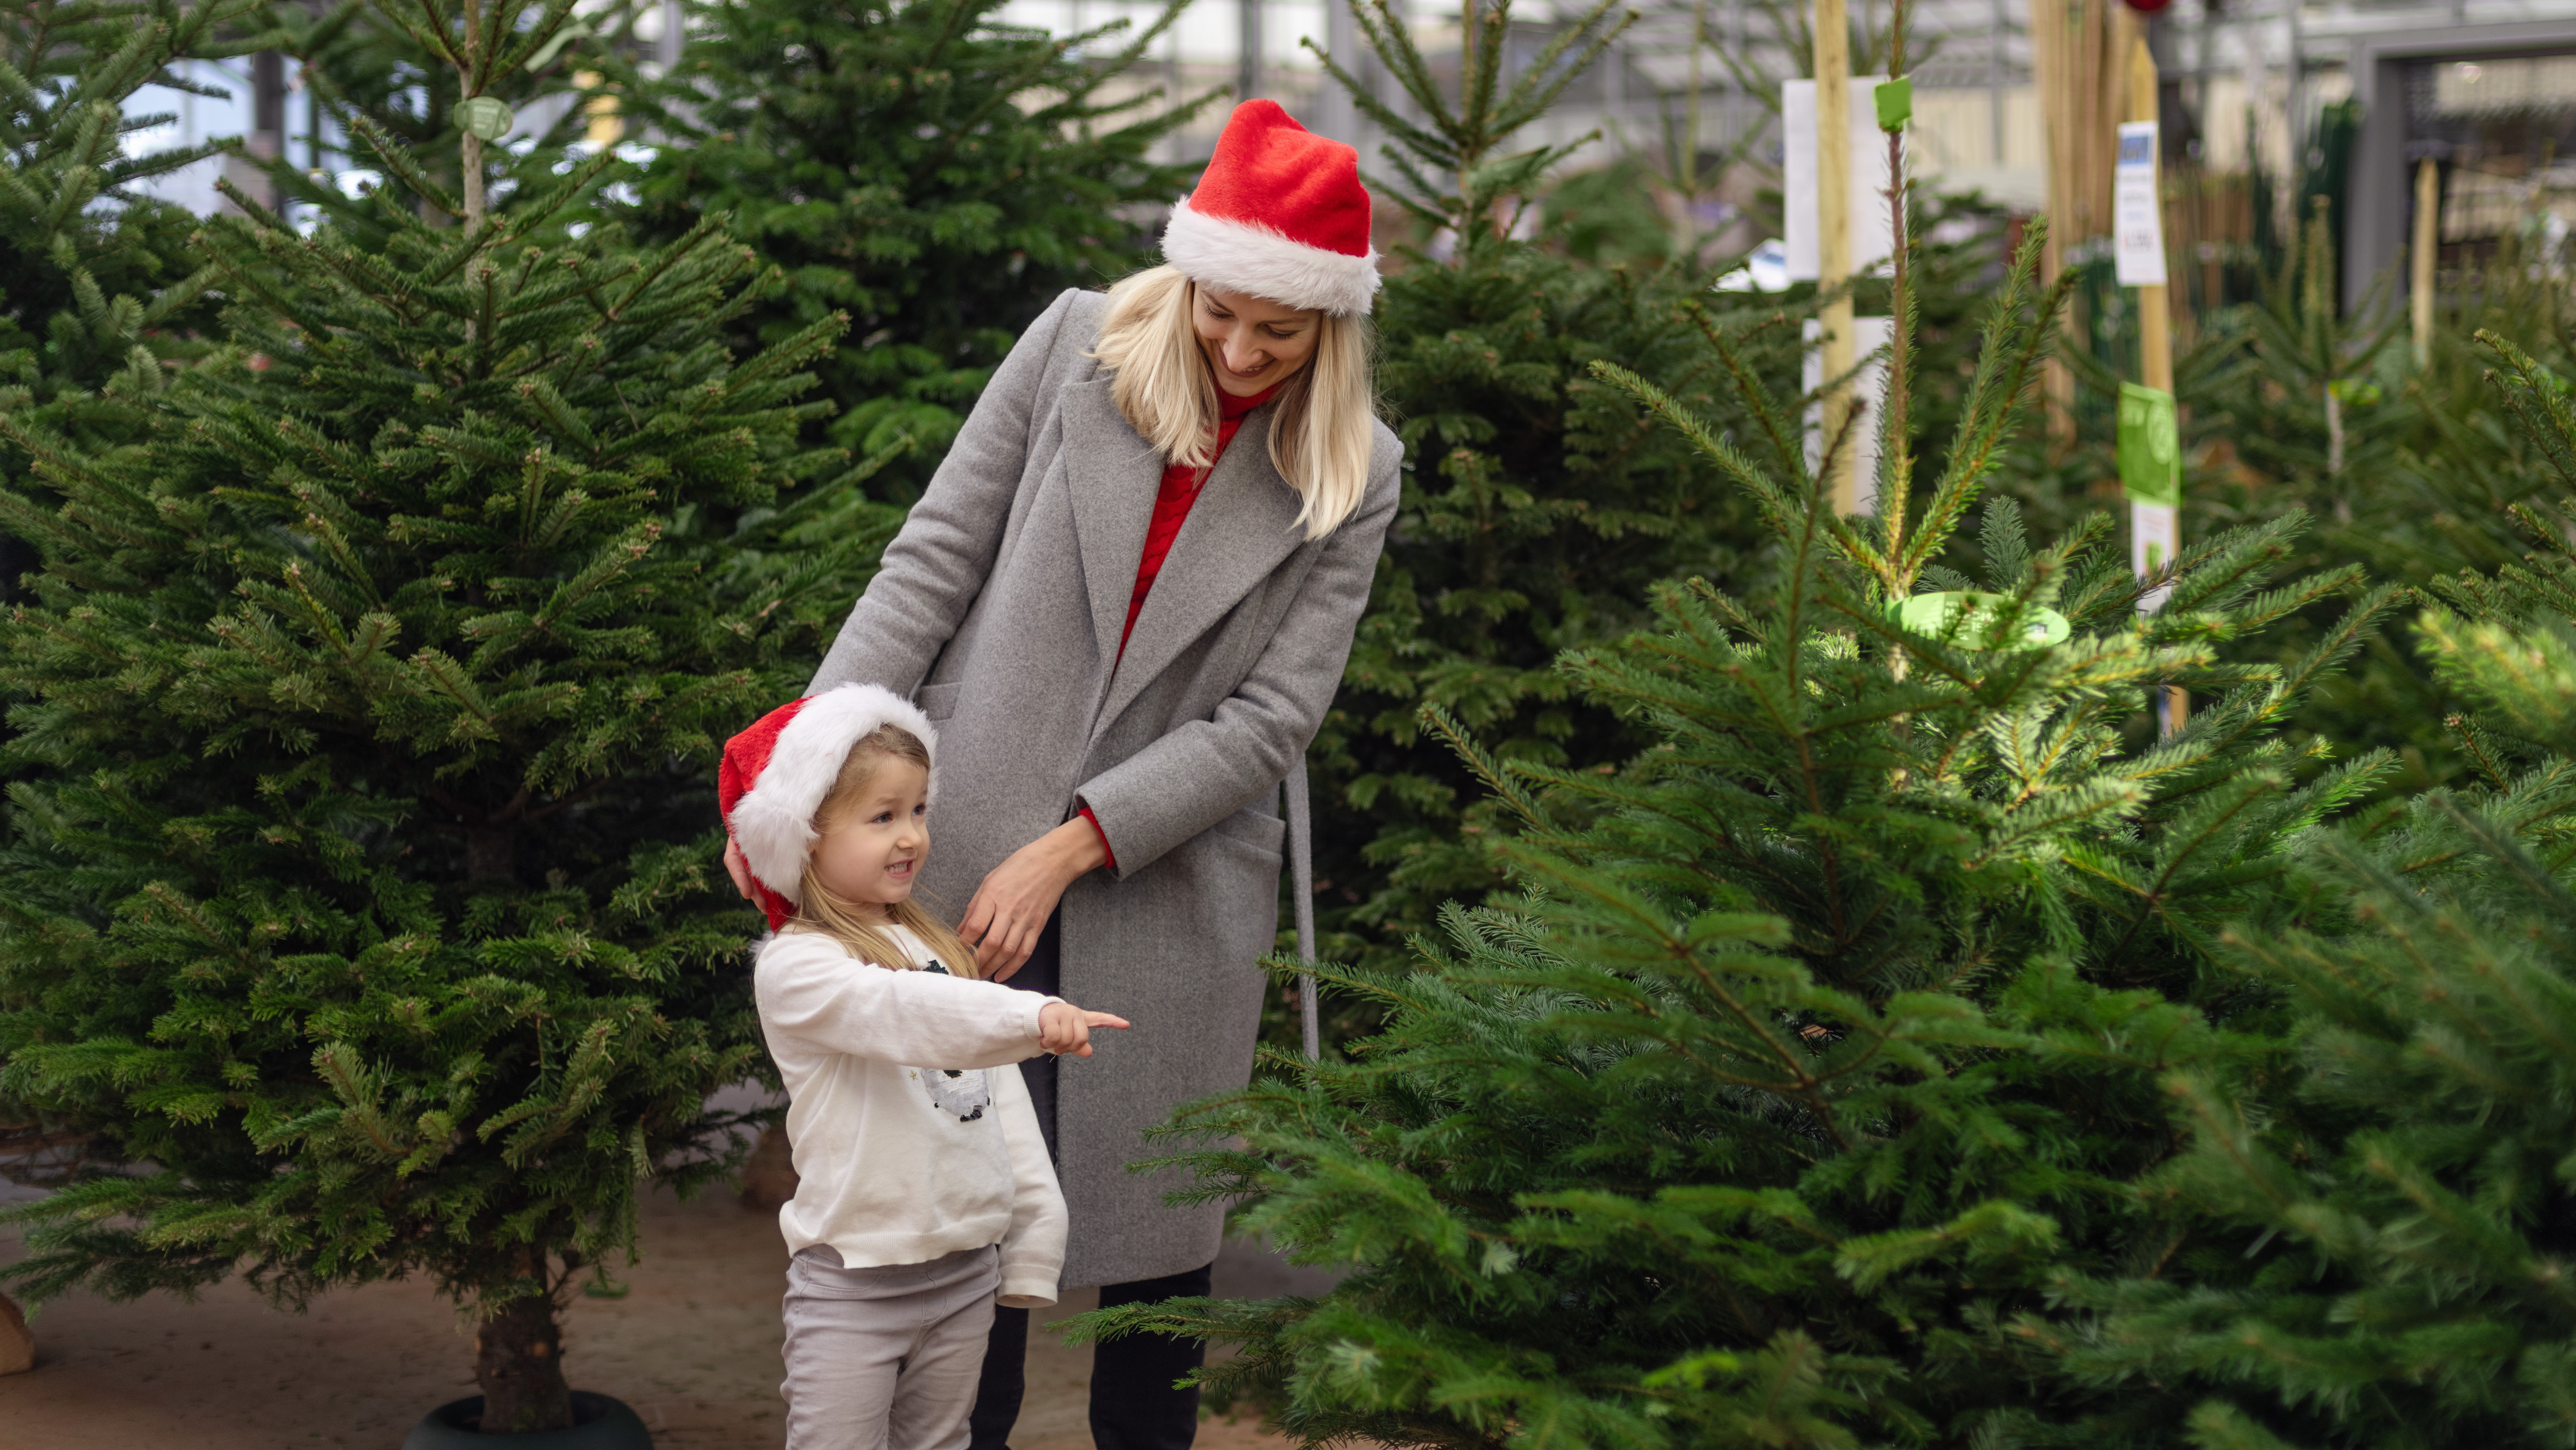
[1089,265,1377,541]
[784,724,981,980]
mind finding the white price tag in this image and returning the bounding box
[2132,501,2177,613]
[2113,120,2166,287]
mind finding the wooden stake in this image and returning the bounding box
[2029,0,2072,439]
[2412,157,2438,369]
[1815,0,1857,513]
[2127,33,2184,735]
[1682,0,1707,259]
[460,0,487,233]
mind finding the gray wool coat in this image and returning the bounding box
[806,287,1402,1290]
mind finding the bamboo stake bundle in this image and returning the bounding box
[2028,0,2136,438]
[1816,0,1857,513]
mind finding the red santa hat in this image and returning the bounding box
[1160,100,1380,318]
[719,684,939,930]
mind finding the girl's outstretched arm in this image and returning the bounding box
[755,932,1050,1068]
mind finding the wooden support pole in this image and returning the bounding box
[2131,38,2171,403]
[1816,0,1857,513]
[2412,157,2438,369]
[2029,0,2072,439]
[2127,34,2185,735]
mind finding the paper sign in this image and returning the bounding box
[2117,383,2180,507]
[2120,381,2181,611]
[2133,502,2178,612]
[1784,78,1900,282]
[2113,120,2167,287]
[1803,315,1895,513]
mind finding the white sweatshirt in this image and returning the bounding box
[753,926,1066,1306]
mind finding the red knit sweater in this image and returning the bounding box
[1080,381,1280,869]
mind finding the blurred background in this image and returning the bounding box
[117,0,2576,310]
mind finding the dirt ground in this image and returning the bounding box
[0,1183,1317,1449]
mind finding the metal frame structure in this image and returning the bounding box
[2344,17,2576,311]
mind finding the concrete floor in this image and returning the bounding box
[0,1184,1314,1449]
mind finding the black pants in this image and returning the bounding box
[967,913,1213,1450]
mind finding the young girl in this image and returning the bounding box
[720,683,1128,1450]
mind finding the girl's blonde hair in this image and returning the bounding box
[784,724,981,980]
[1089,264,1376,541]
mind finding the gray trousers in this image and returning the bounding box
[782,1244,1002,1450]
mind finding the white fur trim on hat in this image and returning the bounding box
[1161,196,1382,317]
[732,683,938,906]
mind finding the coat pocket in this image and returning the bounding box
[918,682,964,722]
[1204,805,1286,861]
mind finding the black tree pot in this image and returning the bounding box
[403,1391,653,1448]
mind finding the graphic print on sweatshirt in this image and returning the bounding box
[914,957,994,1122]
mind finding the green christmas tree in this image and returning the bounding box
[1080,48,2415,1440]
[1302,0,1800,989]
[251,0,621,246]
[0,0,272,1230]
[606,0,1207,491]
[2064,334,2576,1450]
[0,0,893,1430]
[0,0,270,589]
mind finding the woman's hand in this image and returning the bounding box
[723,838,758,902]
[1038,1001,1131,1057]
[963,817,1110,980]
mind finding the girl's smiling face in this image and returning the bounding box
[1192,283,1322,397]
[809,757,930,915]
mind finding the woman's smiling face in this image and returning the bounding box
[1192,283,1322,397]
[809,757,930,913]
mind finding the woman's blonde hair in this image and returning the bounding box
[1089,265,1376,541]
[784,724,981,980]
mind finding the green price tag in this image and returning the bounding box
[1890,591,2070,651]
[2117,382,2181,508]
[451,97,515,142]
[1874,77,1913,130]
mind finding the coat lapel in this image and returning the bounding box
[1060,377,1165,671]
[1096,406,1308,734]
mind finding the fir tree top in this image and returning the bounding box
[608,0,1210,486]
[0,0,270,483]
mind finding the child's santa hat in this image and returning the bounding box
[1160,100,1379,318]
[720,684,938,930]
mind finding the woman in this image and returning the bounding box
[728,100,1398,1449]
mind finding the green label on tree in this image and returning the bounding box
[1874,78,1913,130]
[2117,382,2181,507]
[452,97,515,141]
[1891,590,2069,651]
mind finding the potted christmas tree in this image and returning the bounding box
[0,0,887,1437]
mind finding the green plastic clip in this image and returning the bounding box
[451,97,515,142]
[1874,78,1913,130]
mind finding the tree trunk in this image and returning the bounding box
[474,1292,574,1434]
[462,130,486,233]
